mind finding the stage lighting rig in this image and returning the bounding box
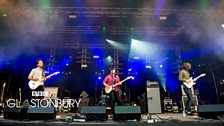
[76,47,90,70]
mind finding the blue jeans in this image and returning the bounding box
[183,86,193,112]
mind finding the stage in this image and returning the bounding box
[0,113,223,126]
[1,0,224,125]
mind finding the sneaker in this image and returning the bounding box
[187,113,194,116]
[185,111,194,116]
[185,111,191,114]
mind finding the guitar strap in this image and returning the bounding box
[42,70,45,78]
[41,70,45,86]
[182,70,191,85]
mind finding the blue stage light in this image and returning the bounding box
[93,55,100,59]
[146,65,152,69]
[133,57,140,60]
[106,39,125,49]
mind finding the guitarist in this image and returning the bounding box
[103,67,123,113]
[178,62,193,115]
[28,59,50,101]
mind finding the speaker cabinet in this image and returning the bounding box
[4,107,28,120]
[81,106,107,121]
[146,81,162,113]
[114,106,141,121]
[27,106,56,120]
[198,104,224,119]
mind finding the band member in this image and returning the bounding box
[178,62,193,115]
[103,67,123,113]
[28,59,50,100]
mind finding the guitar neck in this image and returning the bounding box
[120,78,129,83]
[114,78,130,86]
[46,73,56,78]
[193,75,204,81]
[18,88,22,106]
[19,88,21,101]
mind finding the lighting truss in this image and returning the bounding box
[43,7,206,17]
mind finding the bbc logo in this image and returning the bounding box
[32,91,48,97]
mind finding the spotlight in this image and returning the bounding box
[130,27,134,33]
[106,39,125,49]
[128,68,132,72]
[98,77,102,80]
[93,55,99,59]
[2,12,8,17]
[159,16,167,20]
[222,24,224,28]
[160,65,163,68]
[81,64,88,68]
[102,27,106,32]
[106,56,113,63]
[146,65,152,69]
[68,15,76,19]
[133,57,140,60]
[66,63,69,66]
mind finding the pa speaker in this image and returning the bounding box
[114,106,141,121]
[81,106,107,121]
[198,104,224,119]
[3,107,28,120]
[27,106,56,120]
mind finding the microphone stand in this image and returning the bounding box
[211,69,220,104]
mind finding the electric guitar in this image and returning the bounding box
[183,73,206,88]
[18,88,21,107]
[105,76,134,94]
[28,72,60,90]
[0,83,6,107]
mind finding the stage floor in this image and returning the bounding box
[0,113,223,126]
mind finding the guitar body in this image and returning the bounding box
[105,85,124,94]
[183,77,196,88]
[28,80,44,90]
[105,86,113,94]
